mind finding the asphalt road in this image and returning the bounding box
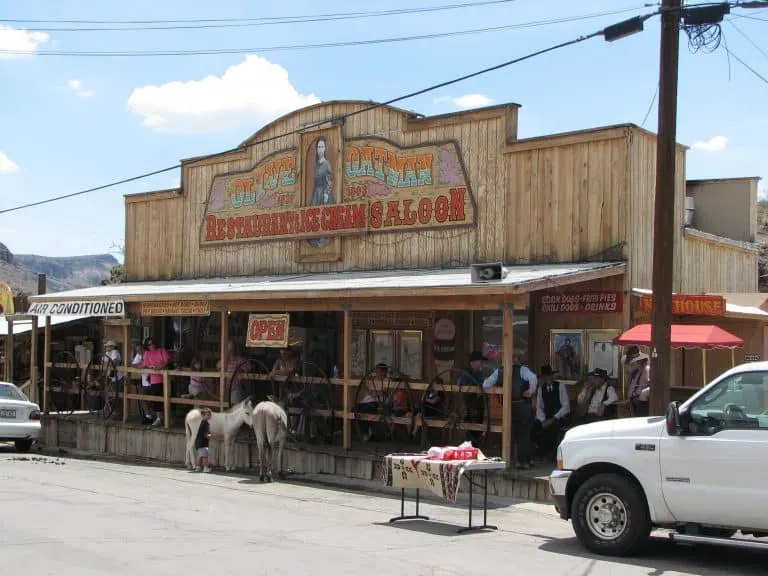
[0,447,766,576]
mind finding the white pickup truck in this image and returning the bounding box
[549,361,768,556]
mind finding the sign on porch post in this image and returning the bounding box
[246,314,290,348]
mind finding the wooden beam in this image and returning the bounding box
[163,371,171,430]
[343,307,352,450]
[6,319,13,383]
[501,305,514,467]
[122,324,130,422]
[43,317,51,413]
[219,311,228,411]
[29,316,38,403]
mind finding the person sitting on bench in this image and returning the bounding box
[576,368,618,424]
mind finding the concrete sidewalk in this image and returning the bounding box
[30,442,555,514]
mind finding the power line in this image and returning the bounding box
[641,84,659,126]
[727,18,768,60]
[0,8,648,57]
[0,13,650,216]
[0,0,516,26]
[5,0,520,32]
[723,44,768,84]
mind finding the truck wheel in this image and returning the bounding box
[14,439,33,453]
[572,473,651,557]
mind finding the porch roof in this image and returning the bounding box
[0,315,87,336]
[28,262,625,304]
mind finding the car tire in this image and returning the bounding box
[14,439,33,453]
[572,473,651,557]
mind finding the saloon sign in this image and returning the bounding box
[199,138,476,246]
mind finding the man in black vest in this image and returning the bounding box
[531,365,571,461]
[483,352,538,469]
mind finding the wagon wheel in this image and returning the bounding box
[283,362,335,444]
[227,359,271,408]
[353,366,415,446]
[417,368,491,449]
[48,351,88,416]
[85,356,121,420]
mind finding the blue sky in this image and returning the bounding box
[0,0,766,260]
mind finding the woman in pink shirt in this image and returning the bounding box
[140,337,170,427]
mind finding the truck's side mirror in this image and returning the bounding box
[666,401,681,436]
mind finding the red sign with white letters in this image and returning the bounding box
[538,291,623,314]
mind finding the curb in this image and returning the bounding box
[28,445,547,511]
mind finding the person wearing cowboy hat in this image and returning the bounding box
[577,368,618,424]
[457,351,492,444]
[627,352,651,416]
[481,350,538,469]
[531,364,571,461]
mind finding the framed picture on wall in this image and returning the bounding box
[586,329,621,381]
[398,330,423,380]
[351,329,367,378]
[550,329,585,383]
[370,330,395,371]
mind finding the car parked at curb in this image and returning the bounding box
[0,381,42,452]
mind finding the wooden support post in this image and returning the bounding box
[342,307,352,450]
[649,0,681,416]
[163,371,170,429]
[219,310,228,411]
[43,316,51,413]
[501,305,514,467]
[29,316,38,403]
[6,319,13,383]
[122,324,130,422]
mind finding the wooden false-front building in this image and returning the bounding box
[26,100,761,464]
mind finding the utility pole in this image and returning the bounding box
[650,0,681,416]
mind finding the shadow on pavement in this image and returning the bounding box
[537,532,768,576]
[372,519,479,537]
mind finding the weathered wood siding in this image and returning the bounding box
[626,130,687,291]
[504,128,629,266]
[124,191,183,281]
[178,102,517,278]
[531,276,626,369]
[679,230,759,293]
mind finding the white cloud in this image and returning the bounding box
[432,93,495,110]
[692,135,728,152]
[451,94,495,109]
[127,55,320,134]
[0,25,49,59]
[0,151,20,174]
[67,79,94,98]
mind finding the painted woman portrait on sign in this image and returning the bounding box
[305,135,337,249]
[310,136,335,206]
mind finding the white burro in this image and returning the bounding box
[550,361,768,556]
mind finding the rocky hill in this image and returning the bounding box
[0,241,118,295]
